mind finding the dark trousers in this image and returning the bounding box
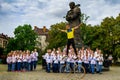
[23,62,27,70]
[67,38,77,55]
[30,61,34,71]
[46,63,51,73]
[17,62,21,71]
[33,61,37,70]
[53,63,59,73]
[8,63,11,71]
[84,63,89,73]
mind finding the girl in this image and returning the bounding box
[33,49,38,70]
[27,51,31,71]
[22,51,27,71]
[16,51,22,71]
[6,53,12,71]
[98,51,104,74]
[11,51,17,71]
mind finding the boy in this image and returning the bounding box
[45,49,53,73]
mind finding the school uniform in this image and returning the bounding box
[11,55,16,71]
[77,58,82,72]
[27,55,32,71]
[65,56,71,72]
[45,54,53,73]
[33,52,38,70]
[59,55,65,73]
[83,56,89,73]
[30,53,35,71]
[90,56,96,74]
[70,54,76,72]
[96,54,100,73]
[42,53,48,69]
[16,55,22,71]
[98,56,104,73]
[6,56,12,71]
[22,55,27,70]
[53,55,59,73]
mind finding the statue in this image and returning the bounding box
[66,2,83,47]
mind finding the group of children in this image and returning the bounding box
[42,46,104,74]
[6,49,38,72]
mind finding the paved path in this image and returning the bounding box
[0,65,120,80]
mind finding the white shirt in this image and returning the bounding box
[59,55,65,64]
[12,55,16,63]
[70,54,76,63]
[77,59,82,63]
[27,55,32,63]
[53,55,59,63]
[6,56,12,64]
[84,57,89,64]
[33,52,38,61]
[16,55,22,62]
[90,57,96,64]
[98,56,104,65]
[46,55,53,63]
[22,55,27,62]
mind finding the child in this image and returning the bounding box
[77,54,82,72]
[69,48,77,72]
[33,49,38,70]
[90,53,96,74]
[83,53,89,73]
[45,49,53,73]
[27,51,31,71]
[16,51,22,71]
[65,52,71,72]
[6,53,12,71]
[52,52,59,73]
[98,52,104,74]
[11,51,16,71]
[59,52,66,73]
[30,51,34,71]
[22,52,27,71]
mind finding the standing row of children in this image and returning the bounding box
[6,49,38,72]
[42,46,104,74]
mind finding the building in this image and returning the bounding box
[34,26,49,50]
[0,33,9,48]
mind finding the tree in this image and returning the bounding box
[6,24,38,52]
[47,22,67,49]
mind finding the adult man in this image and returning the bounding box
[58,23,81,55]
[66,2,82,47]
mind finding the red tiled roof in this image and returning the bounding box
[34,26,49,35]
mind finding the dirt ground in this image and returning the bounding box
[0,65,120,80]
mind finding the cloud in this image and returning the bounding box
[0,0,120,37]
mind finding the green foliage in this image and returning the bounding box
[80,14,120,61]
[47,22,67,49]
[6,24,38,52]
[0,47,4,55]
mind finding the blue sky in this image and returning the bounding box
[0,0,120,37]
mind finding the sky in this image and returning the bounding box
[0,0,120,37]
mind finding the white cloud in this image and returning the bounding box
[0,0,120,37]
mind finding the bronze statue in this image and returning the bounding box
[66,2,83,47]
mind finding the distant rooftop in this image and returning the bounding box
[0,33,10,40]
[34,26,49,35]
